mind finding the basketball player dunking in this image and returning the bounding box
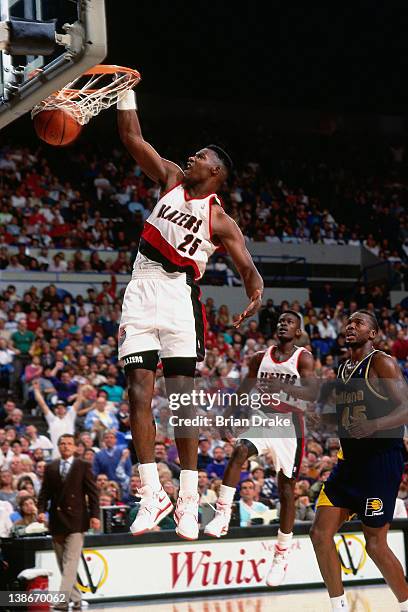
[205,310,317,586]
[311,310,408,612]
[116,90,263,540]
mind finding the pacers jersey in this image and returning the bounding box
[134,183,220,281]
[336,350,404,461]
[258,345,310,414]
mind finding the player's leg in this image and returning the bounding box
[310,506,350,610]
[266,470,296,587]
[158,279,207,540]
[265,419,303,586]
[362,523,408,606]
[205,439,259,538]
[162,357,200,540]
[359,446,408,608]
[125,353,173,535]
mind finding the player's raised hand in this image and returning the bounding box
[348,416,378,438]
[233,289,263,328]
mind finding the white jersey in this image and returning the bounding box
[258,345,310,414]
[134,183,220,281]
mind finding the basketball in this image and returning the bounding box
[33,108,82,146]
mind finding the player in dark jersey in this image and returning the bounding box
[205,311,317,586]
[311,310,408,612]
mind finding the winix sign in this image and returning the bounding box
[36,532,406,600]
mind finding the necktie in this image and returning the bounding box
[60,460,69,480]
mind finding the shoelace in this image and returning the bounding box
[177,495,198,516]
[215,502,231,517]
[273,545,289,563]
[137,487,161,517]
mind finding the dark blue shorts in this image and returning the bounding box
[318,446,405,527]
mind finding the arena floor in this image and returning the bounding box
[90,585,398,611]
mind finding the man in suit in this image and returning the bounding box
[38,434,100,611]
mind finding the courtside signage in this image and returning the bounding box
[36,532,406,599]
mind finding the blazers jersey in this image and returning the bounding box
[134,183,220,281]
[258,345,310,414]
[336,350,404,461]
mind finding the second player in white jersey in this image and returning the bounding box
[205,310,317,588]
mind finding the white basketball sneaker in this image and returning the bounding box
[130,485,173,536]
[204,501,232,538]
[265,544,291,587]
[174,493,199,540]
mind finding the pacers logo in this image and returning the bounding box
[335,534,367,576]
[76,550,108,594]
[365,497,383,517]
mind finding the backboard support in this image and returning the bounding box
[0,0,107,129]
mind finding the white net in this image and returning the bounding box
[31,65,141,125]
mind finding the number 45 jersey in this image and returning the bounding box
[119,183,221,364]
[336,349,404,461]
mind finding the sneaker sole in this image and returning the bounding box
[204,528,227,538]
[175,528,199,541]
[266,565,288,588]
[130,501,173,536]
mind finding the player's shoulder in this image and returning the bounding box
[250,350,268,369]
[295,345,313,363]
[370,349,398,372]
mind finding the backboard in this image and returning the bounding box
[0,0,107,128]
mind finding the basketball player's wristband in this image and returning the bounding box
[117,89,137,111]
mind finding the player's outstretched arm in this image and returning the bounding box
[211,207,263,327]
[117,91,183,190]
[348,352,408,438]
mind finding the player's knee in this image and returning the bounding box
[309,523,326,548]
[365,535,384,560]
[128,380,150,411]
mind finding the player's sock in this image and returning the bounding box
[277,528,293,551]
[330,594,348,610]
[139,462,161,492]
[218,484,235,506]
[179,470,198,496]
[399,599,408,611]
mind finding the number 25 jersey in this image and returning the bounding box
[134,183,220,281]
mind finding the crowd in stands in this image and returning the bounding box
[0,137,406,288]
[0,129,408,535]
[0,275,407,535]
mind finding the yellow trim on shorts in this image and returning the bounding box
[316,484,334,508]
[316,484,356,521]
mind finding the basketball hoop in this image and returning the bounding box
[31,64,141,125]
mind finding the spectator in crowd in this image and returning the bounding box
[0,469,17,508]
[93,430,132,484]
[12,495,38,528]
[198,470,217,505]
[33,381,78,458]
[206,446,228,480]
[238,479,269,527]
[154,442,180,479]
[84,395,119,439]
[100,375,124,404]
[197,437,213,470]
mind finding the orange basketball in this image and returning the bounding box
[33,108,82,146]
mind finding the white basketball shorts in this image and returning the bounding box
[118,270,206,362]
[237,411,304,479]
